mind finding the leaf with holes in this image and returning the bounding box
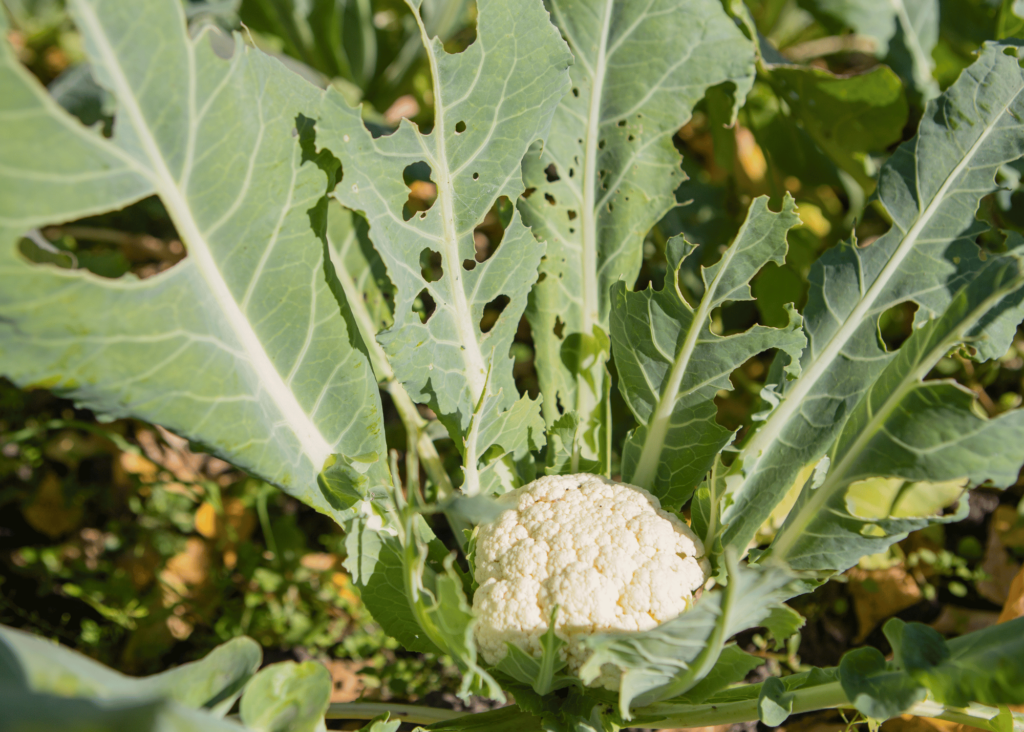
[519,0,757,469]
[765,249,1024,571]
[610,195,806,508]
[720,40,1024,556]
[314,0,572,495]
[0,0,386,517]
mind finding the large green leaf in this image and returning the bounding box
[0,0,387,516]
[720,40,1024,555]
[610,196,805,507]
[767,251,1024,571]
[520,0,757,466]
[0,624,259,715]
[314,0,570,495]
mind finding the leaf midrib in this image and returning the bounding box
[579,0,615,343]
[70,0,334,469]
[631,238,741,490]
[413,13,488,407]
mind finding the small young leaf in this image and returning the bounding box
[757,676,793,726]
[494,607,575,696]
[359,714,401,732]
[239,661,332,732]
[761,605,805,650]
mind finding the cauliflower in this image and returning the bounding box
[471,473,709,685]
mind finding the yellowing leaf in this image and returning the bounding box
[194,502,218,539]
[845,477,966,520]
[23,471,82,538]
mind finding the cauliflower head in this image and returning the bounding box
[471,473,709,683]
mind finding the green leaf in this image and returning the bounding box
[315,0,570,495]
[494,607,575,696]
[763,63,908,188]
[240,661,332,732]
[578,557,795,718]
[0,624,260,715]
[797,0,939,104]
[758,676,793,726]
[407,548,503,701]
[544,411,601,475]
[886,617,1024,707]
[610,195,805,506]
[419,705,545,732]
[318,451,394,521]
[344,519,444,655]
[768,252,1024,571]
[433,494,506,525]
[360,714,401,732]
[838,647,925,720]
[521,0,757,464]
[0,0,387,518]
[762,605,805,650]
[671,645,765,705]
[0,689,170,732]
[325,203,395,341]
[722,40,1024,556]
[998,0,1024,39]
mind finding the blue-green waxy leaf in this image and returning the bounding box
[239,661,332,732]
[722,41,1024,556]
[610,196,805,506]
[314,0,570,495]
[521,0,757,465]
[0,0,387,518]
[0,624,260,716]
[769,252,1024,571]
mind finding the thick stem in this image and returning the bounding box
[325,217,457,522]
[644,682,1018,731]
[325,702,466,725]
